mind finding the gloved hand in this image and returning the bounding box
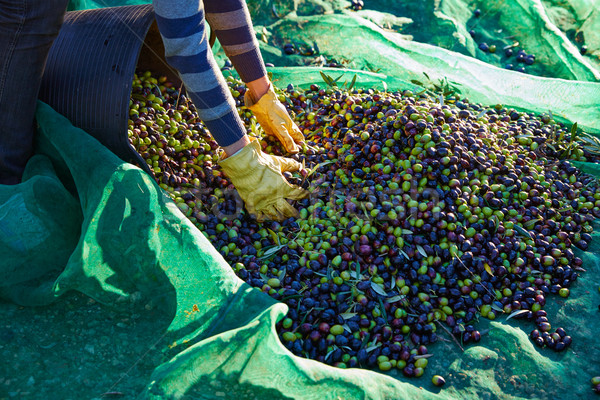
[244,84,305,154]
[219,138,308,222]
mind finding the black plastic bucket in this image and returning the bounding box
[39,4,181,173]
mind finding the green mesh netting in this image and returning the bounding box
[1,101,599,399]
[2,0,600,399]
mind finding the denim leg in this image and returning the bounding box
[0,0,69,184]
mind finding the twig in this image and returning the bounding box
[435,320,465,352]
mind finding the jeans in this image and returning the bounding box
[0,0,69,185]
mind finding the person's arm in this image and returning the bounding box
[152,0,308,220]
[152,0,247,153]
[204,0,304,154]
[202,0,268,100]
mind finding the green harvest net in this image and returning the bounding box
[2,1,600,399]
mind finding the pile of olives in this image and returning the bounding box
[128,70,598,381]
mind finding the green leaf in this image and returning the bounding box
[491,303,504,313]
[325,345,339,361]
[370,282,388,297]
[332,74,345,86]
[416,245,427,258]
[340,312,357,320]
[305,160,336,180]
[484,263,494,276]
[505,309,529,322]
[271,5,281,18]
[268,228,280,246]
[359,333,371,350]
[278,268,286,281]
[365,343,382,353]
[257,244,286,260]
[523,218,541,230]
[319,71,334,87]
[570,122,578,143]
[514,224,533,240]
[410,79,424,86]
[378,297,388,321]
[348,74,357,91]
[386,295,405,303]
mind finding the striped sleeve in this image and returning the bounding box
[203,0,267,83]
[152,0,246,147]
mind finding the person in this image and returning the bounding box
[0,0,307,222]
[0,0,71,185]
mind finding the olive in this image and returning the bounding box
[432,375,446,387]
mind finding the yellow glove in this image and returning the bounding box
[244,84,305,154]
[219,138,308,222]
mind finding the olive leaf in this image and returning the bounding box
[325,345,339,361]
[305,160,336,180]
[491,303,504,313]
[343,323,352,333]
[378,297,388,321]
[370,282,388,297]
[524,218,542,230]
[268,228,280,246]
[504,309,529,322]
[340,312,357,320]
[132,93,148,102]
[416,245,427,258]
[570,122,578,143]
[359,332,371,350]
[257,244,286,260]
[400,249,410,259]
[319,71,333,87]
[365,342,382,353]
[414,354,434,359]
[530,269,542,275]
[348,74,358,91]
[281,294,303,302]
[483,263,494,276]
[514,224,533,240]
[271,5,281,18]
[387,295,405,303]
[278,268,286,281]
